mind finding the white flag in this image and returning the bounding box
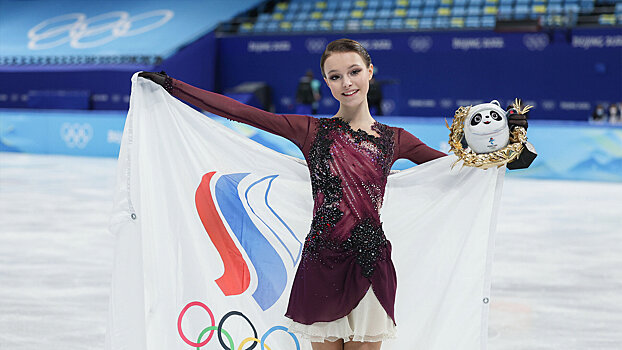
[107,74,505,350]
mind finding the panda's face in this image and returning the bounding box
[468,108,507,134]
[463,100,510,154]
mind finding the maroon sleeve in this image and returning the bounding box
[169,78,313,150]
[395,128,446,164]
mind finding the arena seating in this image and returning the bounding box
[220,0,621,34]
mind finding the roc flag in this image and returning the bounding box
[107,74,505,350]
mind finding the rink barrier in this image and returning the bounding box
[1,109,621,182]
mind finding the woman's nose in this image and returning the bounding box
[343,77,352,88]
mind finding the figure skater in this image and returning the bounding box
[139,38,527,350]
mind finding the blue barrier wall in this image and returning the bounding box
[216,28,622,121]
[2,109,621,182]
[0,109,125,156]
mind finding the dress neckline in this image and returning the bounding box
[330,117,382,139]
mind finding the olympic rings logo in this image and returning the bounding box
[178,301,300,350]
[28,10,174,50]
[60,122,93,148]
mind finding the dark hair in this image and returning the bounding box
[320,38,372,78]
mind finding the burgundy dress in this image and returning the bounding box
[167,78,446,326]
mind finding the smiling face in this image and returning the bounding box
[322,52,373,108]
[469,110,505,133]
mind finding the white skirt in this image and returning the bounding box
[286,287,397,343]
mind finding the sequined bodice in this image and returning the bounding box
[304,118,395,278]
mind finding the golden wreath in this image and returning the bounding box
[445,98,532,169]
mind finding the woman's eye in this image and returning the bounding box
[329,75,340,81]
[351,69,361,75]
[491,111,502,121]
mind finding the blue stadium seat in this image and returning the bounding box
[548,3,563,13]
[390,18,405,29]
[339,1,353,9]
[467,6,483,15]
[323,11,337,20]
[482,15,496,27]
[364,9,379,18]
[305,21,320,31]
[514,4,530,17]
[425,0,440,6]
[347,19,361,30]
[465,15,481,27]
[375,18,390,29]
[434,17,451,27]
[454,0,469,6]
[420,17,434,28]
[336,10,350,19]
[257,13,271,21]
[470,0,485,5]
[452,7,467,16]
[408,8,422,16]
[266,22,279,32]
[368,0,381,8]
[253,21,267,32]
[563,4,580,14]
[296,12,309,21]
[378,8,392,17]
[423,7,437,16]
[580,1,594,12]
[333,19,346,30]
[292,21,305,32]
[498,5,513,15]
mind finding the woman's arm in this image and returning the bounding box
[395,128,446,164]
[140,72,313,150]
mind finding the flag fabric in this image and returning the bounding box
[107,74,505,350]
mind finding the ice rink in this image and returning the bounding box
[1,152,621,349]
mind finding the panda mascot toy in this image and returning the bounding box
[464,100,509,154]
[447,99,537,169]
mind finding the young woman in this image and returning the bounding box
[139,38,526,350]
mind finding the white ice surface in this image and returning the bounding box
[1,152,621,349]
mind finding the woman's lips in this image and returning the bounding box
[342,89,359,97]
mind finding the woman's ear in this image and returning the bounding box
[368,63,374,80]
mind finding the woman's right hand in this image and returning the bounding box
[138,71,171,91]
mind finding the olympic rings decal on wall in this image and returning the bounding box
[60,122,93,149]
[178,301,300,350]
[27,10,174,50]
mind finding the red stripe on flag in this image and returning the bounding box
[195,171,250,295]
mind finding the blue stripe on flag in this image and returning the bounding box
[215,173,287,311]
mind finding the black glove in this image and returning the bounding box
[138,71,172,92]
[506,106,528,131]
